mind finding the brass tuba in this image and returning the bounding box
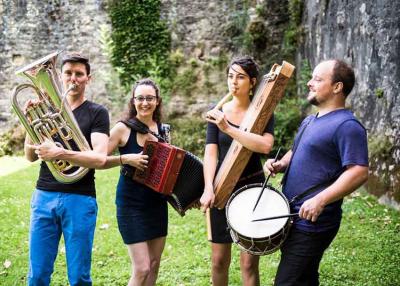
[11,51,91,184]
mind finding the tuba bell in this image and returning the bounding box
[11,51,91,184]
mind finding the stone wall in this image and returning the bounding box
[0,0,111,130]
[1,0,290,125]
[299,0,400,208]
[160,0,291,116]
[1,0,398,205]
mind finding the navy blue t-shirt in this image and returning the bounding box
[283,109,368,232]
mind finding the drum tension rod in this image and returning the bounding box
[252,147,281,212]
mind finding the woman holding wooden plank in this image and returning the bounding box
[200,56,275,286]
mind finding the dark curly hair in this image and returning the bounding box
[124,78,163,123]
[226,56,260,94]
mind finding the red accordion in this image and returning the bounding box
[133,141,204,215]
[134,141,185,195]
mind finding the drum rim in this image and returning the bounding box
[225,183,291,240]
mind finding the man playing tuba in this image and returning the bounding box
[23,52,109,286]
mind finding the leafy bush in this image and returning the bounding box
[108,0,171,92]
[0,125,25,157]
[274,97,307,153]
[282,0,304,61]
[168,117,207,157]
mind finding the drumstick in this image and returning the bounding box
[252,147,281,212]
[252,213,299,222]
[206,208,212,241]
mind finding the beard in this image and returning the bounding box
[307,93,320,106]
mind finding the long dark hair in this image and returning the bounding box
[124,78,163,123]
[226,56,260,94]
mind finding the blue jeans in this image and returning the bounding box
[28,189,98,286]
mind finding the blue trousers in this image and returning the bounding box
[28,189,97,286]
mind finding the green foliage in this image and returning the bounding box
[274,96,307,152]
[0,126,25,157]
[298,59,313,96]
[208,54,229,70]
[0,163,399,285]
[168,54,228,99]
[170,58,199,98]
[98,24,127,112]
[224,0,251,52]
[169,117,207,157]
[108,0,171,92]
[247,19,268,50]
[282,0,304,61]
[374,88,384,98]
[368,135,393,159]
[272,58,311,153]
[169,49,185,68]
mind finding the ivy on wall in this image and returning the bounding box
[108,0,171,91]
[282,0,304,62]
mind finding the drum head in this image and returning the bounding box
[226,185,289,239]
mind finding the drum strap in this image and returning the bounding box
[281,115,339,204]
[281,116,313,186]
[288,176,338,204]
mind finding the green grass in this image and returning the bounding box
[0,161,399,285]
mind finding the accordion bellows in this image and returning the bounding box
[134,141,204,216]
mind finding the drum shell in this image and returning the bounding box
[226,183,292,256]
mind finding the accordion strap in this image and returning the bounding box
[120,118,167,143]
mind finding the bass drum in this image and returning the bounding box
[226,183,292,256]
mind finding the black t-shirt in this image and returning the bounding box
[206,114,274,178]
[36,100,110,197]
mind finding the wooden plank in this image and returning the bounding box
[213,61,295,209]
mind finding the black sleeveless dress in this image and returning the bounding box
[116,129,168,244]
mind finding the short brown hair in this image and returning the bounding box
[61,52,91,75]
[331,60,355,97]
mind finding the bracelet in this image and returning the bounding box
[119,154,123,165]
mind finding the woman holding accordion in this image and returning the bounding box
[101,78,169,286]
[200,56,275,286]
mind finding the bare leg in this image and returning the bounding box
[126,242,151,286]
[211,243,232,286]
[145,236,166,286]
[240,251,260,286]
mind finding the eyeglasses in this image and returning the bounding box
[134,96,157,103]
